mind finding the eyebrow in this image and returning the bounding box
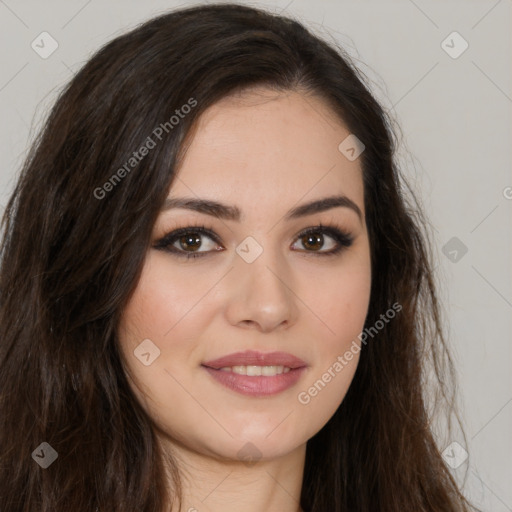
[161,194,363,223]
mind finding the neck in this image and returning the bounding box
[159,435,306,512]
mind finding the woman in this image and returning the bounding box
[0,3,478,511]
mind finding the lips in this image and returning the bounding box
[202,350,307,370]
[202,365,306,397]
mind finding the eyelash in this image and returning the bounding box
[153,223,354,260]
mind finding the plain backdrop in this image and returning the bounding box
[0,1,510,510]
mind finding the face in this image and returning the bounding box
[118,87,372,463]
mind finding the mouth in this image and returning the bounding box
[201,350,307,397]
[202,350,307,370]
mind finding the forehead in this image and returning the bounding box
[171,88,365,216]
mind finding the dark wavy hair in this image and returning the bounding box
[0,3,478,511]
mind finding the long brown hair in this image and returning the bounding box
[0,3,478,511]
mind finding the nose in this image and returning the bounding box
[224,247,299,333]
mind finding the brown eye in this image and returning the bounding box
[178,233,202,252]
[153,226,222,258]
[291,225,354,256]
[294,230,337,252]
[301,232,325,251]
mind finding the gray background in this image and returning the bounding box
[1,1,510,510]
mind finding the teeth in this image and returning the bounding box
[218,365,291,376]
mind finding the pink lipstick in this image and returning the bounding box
[202,350,307,397]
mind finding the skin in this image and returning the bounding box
[118,87,372,512]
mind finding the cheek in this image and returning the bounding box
[116,254,219,432]
[292,272,370,436]
[299,254,372,348]
[289,255,371,426]
[116,253,218,398]
[120,252,219,341]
